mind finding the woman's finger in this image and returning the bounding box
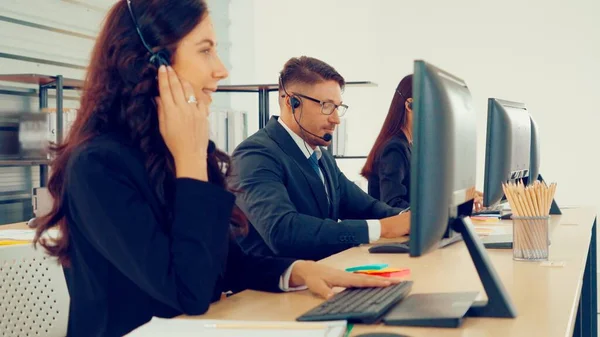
[166,66,187,106]
[331,272,391,288]
[351,274,392,288]
[308,278,335,299]
[181,81,197,108]
[155,97,165,135]
[157,65,174,108]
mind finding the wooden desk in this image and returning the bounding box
[0,222,29,230]
[199,207,597,337]
[2,209,595,336]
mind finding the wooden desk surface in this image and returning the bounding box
[199,207,596,337]
[0,222,29,230]
[2,208,594,336]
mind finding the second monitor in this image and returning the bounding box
[483,98,560,213]
[483,98,534,207]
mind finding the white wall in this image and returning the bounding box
[227,0,600,210]
[3,0,598,220]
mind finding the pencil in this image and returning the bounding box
[520,182,544,254]
[504,183,530,258]
[503,180,557,259]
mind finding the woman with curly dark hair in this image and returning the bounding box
[32,1,398,336]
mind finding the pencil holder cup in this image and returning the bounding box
[512,216,550,261]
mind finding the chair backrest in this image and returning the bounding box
[0,244,69,337]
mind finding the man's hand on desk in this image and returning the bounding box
[288,261,401,299]
[379,211,411,238]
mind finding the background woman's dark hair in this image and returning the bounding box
[34,0,247,265]
[361,74,412,179]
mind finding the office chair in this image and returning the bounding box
[0,244,69,337]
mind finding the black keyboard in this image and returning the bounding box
[296,281,413,324]
[471,209,501,216]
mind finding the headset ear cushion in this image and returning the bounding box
[290,96,301,109]
[150,49,171,67]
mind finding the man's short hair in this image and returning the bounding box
[279,56,345,93]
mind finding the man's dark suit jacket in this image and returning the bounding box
[230,117,401,260]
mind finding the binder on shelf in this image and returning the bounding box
[0,112,48,161]
[227,110,248,154]
[44,108,78,144]
[209,108,229,153]
[331,118,347,157]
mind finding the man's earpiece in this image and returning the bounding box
[280,76,301,112]
[279,75,332,142]
[408,100,413,110]
[290,96,301,110]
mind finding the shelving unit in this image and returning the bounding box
[0,73,83,186]
[0,159,50,166]
[0,76,374,180]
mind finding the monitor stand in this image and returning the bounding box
[383,216,517,328]
[522,173,561,215]
[498,174,561,219]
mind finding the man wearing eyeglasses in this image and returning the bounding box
[229,56,410,261]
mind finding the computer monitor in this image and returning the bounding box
[483,99,533,207]
[389,61,517,326]
[409,61,477,256]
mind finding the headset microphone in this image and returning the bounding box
[291,102,333,142]
[282,79,333,142]
[293,114,333,142]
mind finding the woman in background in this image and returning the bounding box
[33,1,398,336]
[362,74,483,211]
[361,74,413,209]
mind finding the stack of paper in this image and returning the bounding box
[126,318,347,337]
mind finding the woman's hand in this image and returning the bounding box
[156,65,209,181]
[289,261,402,299]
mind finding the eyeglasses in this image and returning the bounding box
[293,92,348,117]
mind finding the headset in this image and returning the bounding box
[126,0,171,68]
[126,0,215,154]
[396,89,413,110]
[279,76,332,142]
